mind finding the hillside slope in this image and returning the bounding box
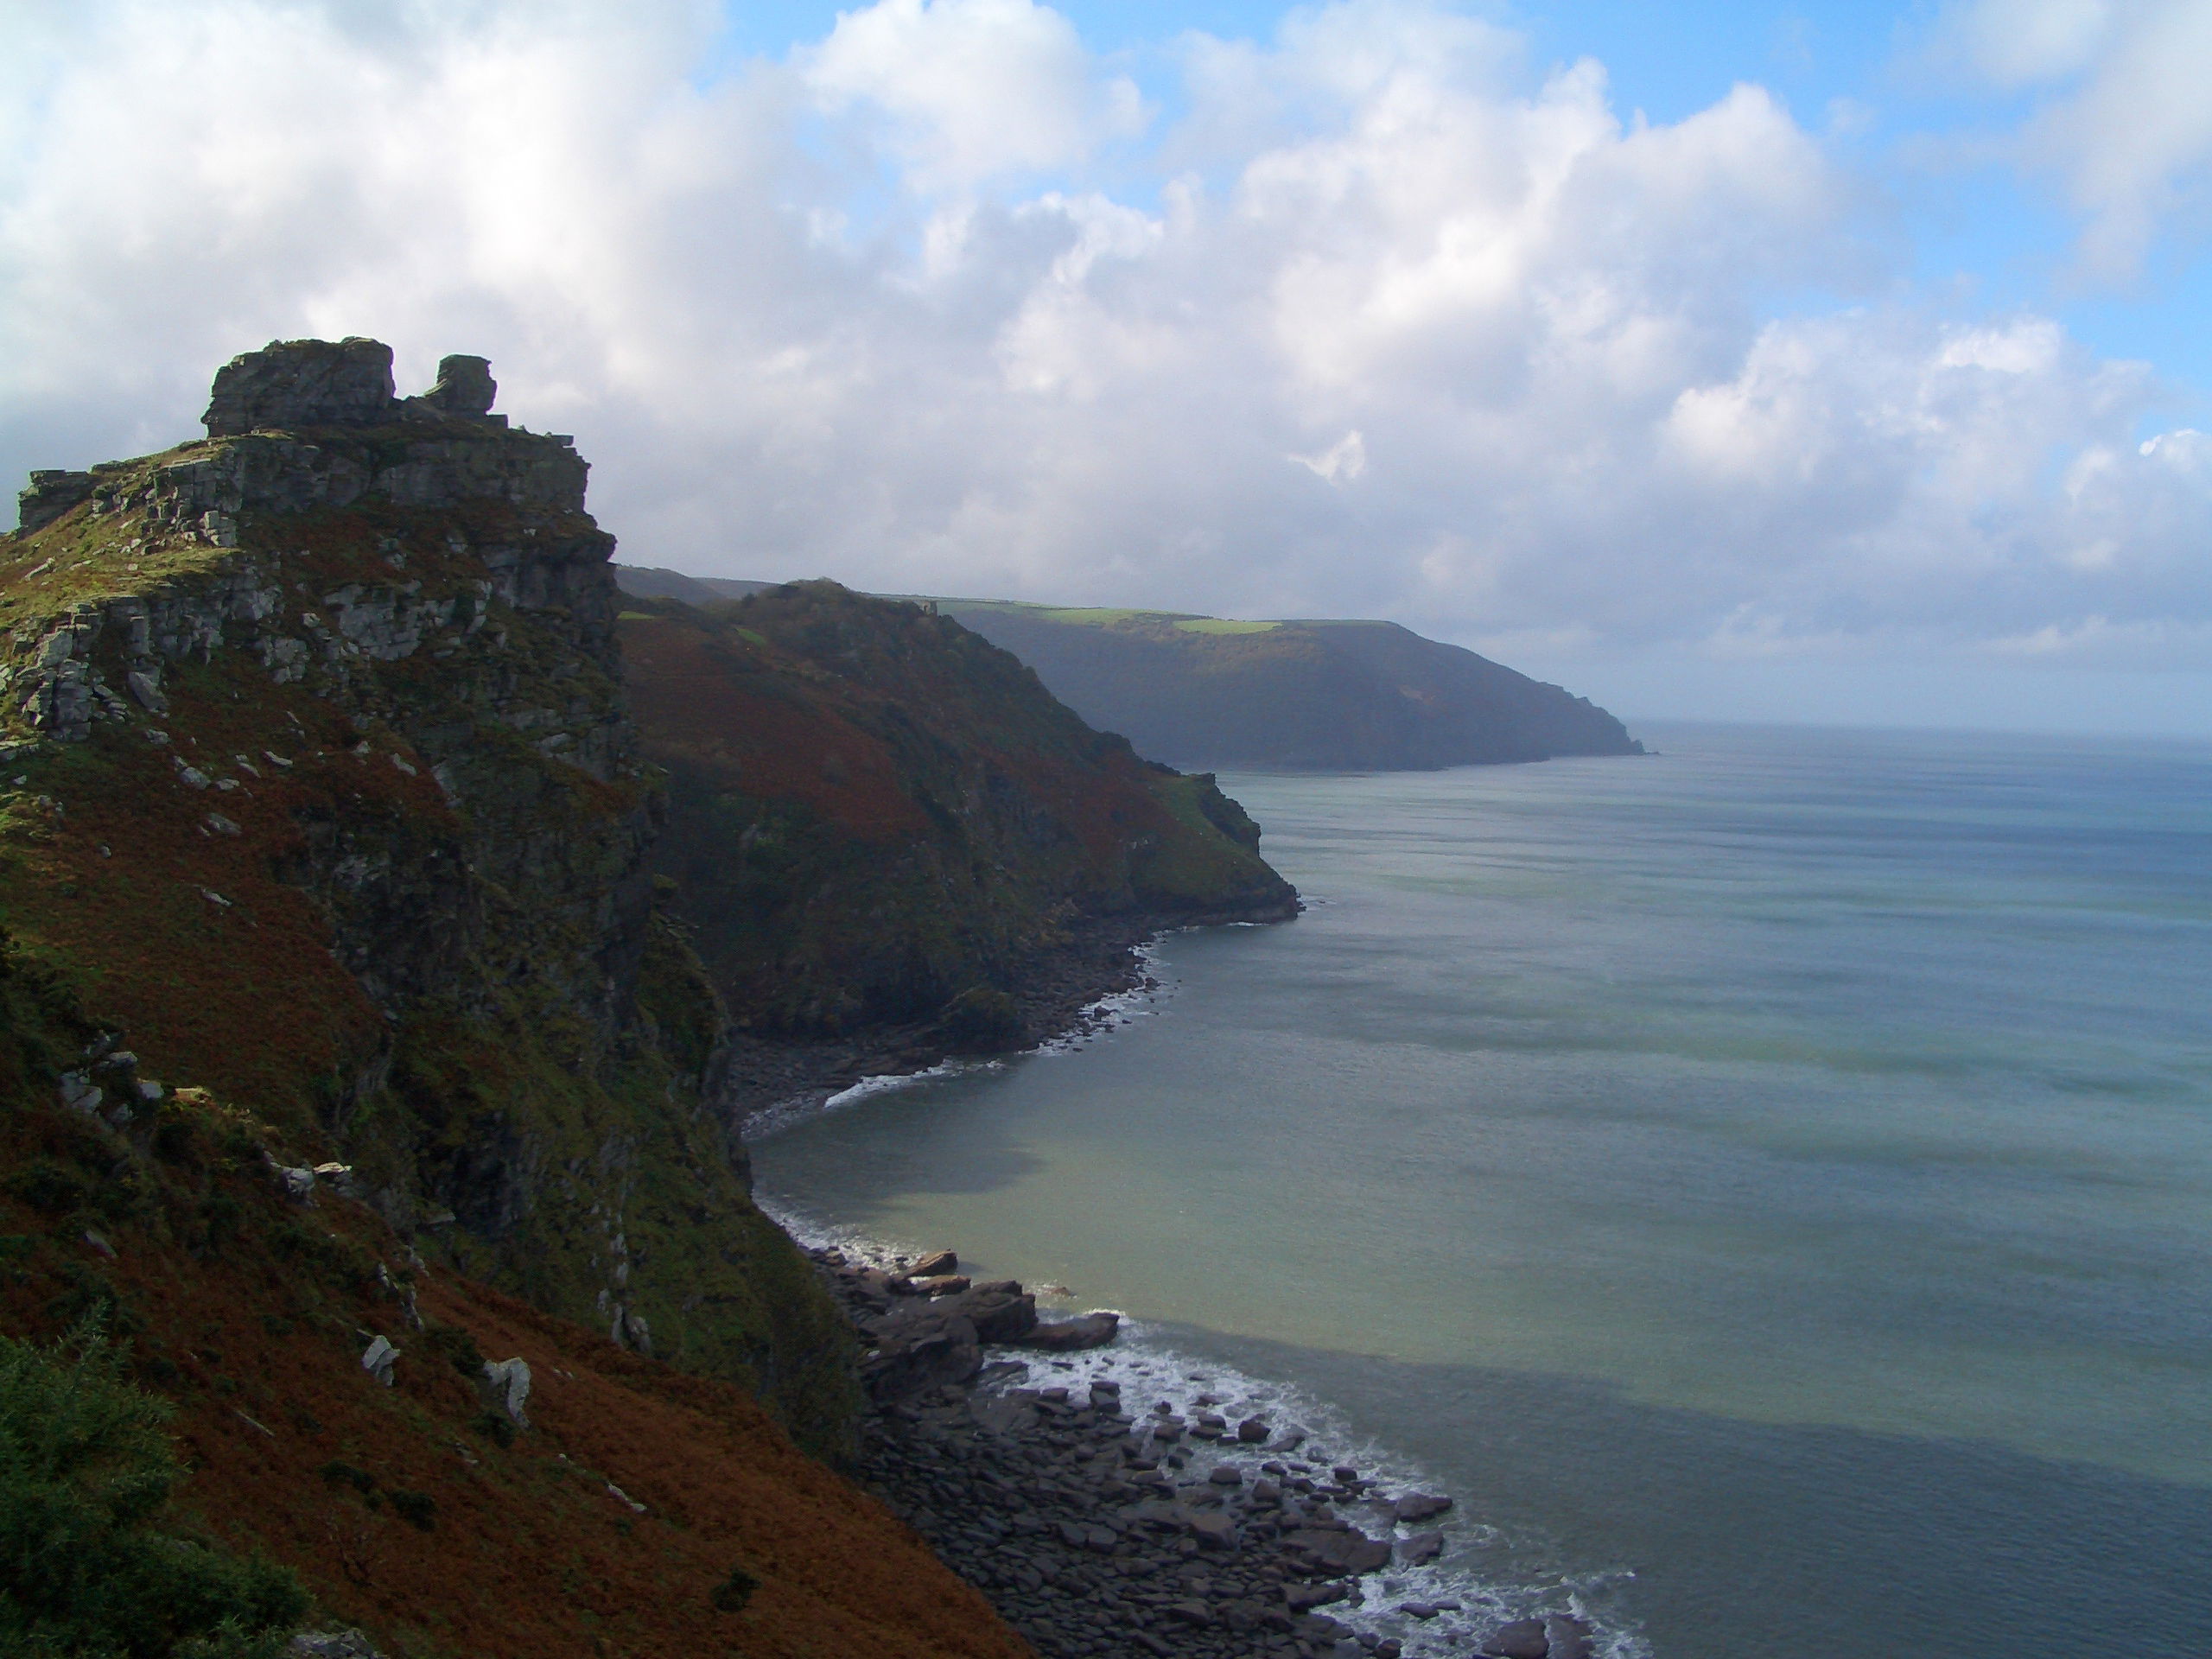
[618,582,1299,1090]
[938,602,1643,770]
[613,569,1641,771]
[0,339,850,1446]
[0,936,1027,1659]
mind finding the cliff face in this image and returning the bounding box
[617,582,1299,1063]
[935,603,1644,771]
[0,340,850,1448]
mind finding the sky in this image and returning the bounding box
[2,1,2209,734]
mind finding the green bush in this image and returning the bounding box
[0,1319,308,1657]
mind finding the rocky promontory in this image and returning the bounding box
[617,580,1302,1119]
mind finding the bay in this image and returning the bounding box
[751,721,2212,1658]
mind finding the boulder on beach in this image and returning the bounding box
[1392,1491,1452,1522]
[1481,1618,1551,1659]
[1284,1526,1391,1574]
[1017,1312,1120,1351]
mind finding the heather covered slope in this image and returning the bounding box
[0,340,849,1446]
[618,582,1299,1054]
[938,601,1643,771]
[0,943,1028,1659]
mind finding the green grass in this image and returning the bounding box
[1172,617,1281,634]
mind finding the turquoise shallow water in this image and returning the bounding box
[751,722,2212,1658]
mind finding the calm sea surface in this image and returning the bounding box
[750,722,2212,1659]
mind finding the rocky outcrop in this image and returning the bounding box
[0,338,851,1448]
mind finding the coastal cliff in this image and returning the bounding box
[0,336,1320,1656]
[618,582,1299,1106]
[0,339,852,1442]
[937,602,1643,771]
[615,567,1643,773]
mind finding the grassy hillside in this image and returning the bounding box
[936,601,1644,771]
[619,582,1299,1050]
[614,569,1643,772]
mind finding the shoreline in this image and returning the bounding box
[742,915,1616,1659]
[720,907,1269,1132]
[811,1241,1598,1659]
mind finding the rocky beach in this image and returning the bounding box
[813,1243,1599,1659]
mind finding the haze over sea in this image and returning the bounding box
[752,722,2212,1659]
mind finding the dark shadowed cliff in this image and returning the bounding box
[617,582,1299,1096]
[614,567,1642,772]
[936,602,1643,771]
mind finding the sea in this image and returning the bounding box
[747,721,2212,1659]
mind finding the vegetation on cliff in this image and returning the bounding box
[0,927,1027,1657]
[0,1318,308,1658]
[938,601,1644,771]
[616,566,1642,772]
[617,581,1299,1049]
[0,340,849,1440]
[0,340,1041,1656]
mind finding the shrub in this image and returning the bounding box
[384,1490,435,1533]
[0,1319,308,1656]
[709,1565,758,1614]
[938,986,1025,1052]
[418,1323,485,1379]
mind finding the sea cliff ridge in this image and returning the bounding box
[0,337,1382,1659]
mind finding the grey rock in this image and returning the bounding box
[18,470,95,534]
[1548,1615,1597,1659]
[1018,1311,1119,1351]
[205,338,397,435]
[1208,1465,1243,1486]
[360,1335,398,1387]
[1185,1511,1238,1549]
[911,1247,957,1277]
[1392,1491,1452,1522]
[1482,1618,1550,1659]
[1284,1527,1391,1574]
[418,354,497,417]
[482,1357,531,1426]
[290,1633,388,1659]
[1395,1529,1444,1565]
[1236,1416,1269,1442]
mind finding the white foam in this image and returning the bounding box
[747,943,1177,1141]
[765,1199,1650,1659]
[744,1057,1001,1142]
[1032,939,1177,1057]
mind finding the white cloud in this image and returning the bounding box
[1292,431,1366,483]
[804,0,1145,188]
[1938,0,2212,280]
[0,0,2205,710]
